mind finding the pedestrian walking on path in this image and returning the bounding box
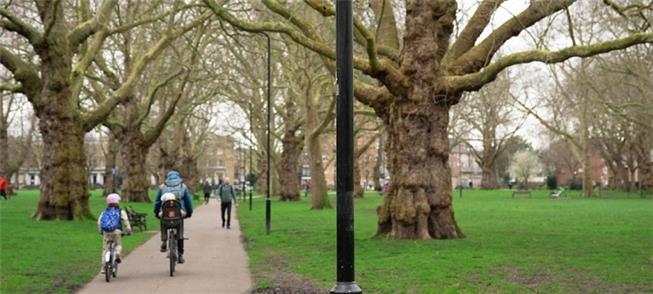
[77,200,252,294]
[218,177,237,229]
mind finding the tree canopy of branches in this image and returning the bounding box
[204,0,653,239]
[0,1,211,219]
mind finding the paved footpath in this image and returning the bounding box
[77,200,252,294]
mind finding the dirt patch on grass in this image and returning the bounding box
[502,266,652,293]
[248,251,326,294]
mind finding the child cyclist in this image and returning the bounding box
[98,193,132,273]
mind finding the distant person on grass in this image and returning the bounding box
[218,177,237,229]
[0,175,7,200]
[98,193,132,273]
[154,170,193,263]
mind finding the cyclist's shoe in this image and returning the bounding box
[178,255,185,264]
[116,256,122,263]
[160,241,167,252]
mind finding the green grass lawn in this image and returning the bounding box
[239,189,653,293]
[0,190,202,294]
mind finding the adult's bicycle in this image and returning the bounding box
[160,200,187,276]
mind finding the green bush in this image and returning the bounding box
[546,175,558,190]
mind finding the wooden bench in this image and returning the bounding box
[126,206,147,232]
[512,190,532,198]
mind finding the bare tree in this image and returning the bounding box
[510,150,542,188]
[455,71,525,189]
[205,0,653,239]
[0,1,211,219]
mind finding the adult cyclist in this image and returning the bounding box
[154,170,193,263]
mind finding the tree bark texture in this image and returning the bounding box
[376,103,462,239]
[180,155,199,198]
[34,117,91,220]
[307,133,330,209]
[374,135,384,190]
[102,133,119,196]
[0,117,7,177]
[278,134,302,201]
[374,1,462,239]
[480,160,499,189]
[118,130,151,202]
[32,17,93,219]
[354,159,363,198]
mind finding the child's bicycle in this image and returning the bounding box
[103,232,128,282]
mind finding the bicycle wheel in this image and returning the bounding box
[112,261,118,278]
[168,230,176,276]
[104,262,111,282]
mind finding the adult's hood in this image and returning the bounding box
[165,171,183,187]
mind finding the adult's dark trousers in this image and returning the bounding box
[0,189,6,200]
[160,219,185,255]
[204,192,210,201]
[220,202,232,228]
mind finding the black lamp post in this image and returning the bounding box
[331,1,361,293]
[249,101,253,211]
[262,32,271,236]
[241,141,246,202]
[459,144,463,198]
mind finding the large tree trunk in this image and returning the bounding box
[102,133,119,195]
[118,130,150,202]
[180,155,199,199]
[580,151,593,197]
[376,103,462,239]
[0,117,7,177]
[278,135,302,201]
[480,161,499,189]
[32,25,92,220]
[256,151,268,194]
[34,117,92,220]
[354,159,364,198]
[307,133,330,209]
[374,135,384,190]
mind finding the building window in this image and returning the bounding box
[218,160,224,167]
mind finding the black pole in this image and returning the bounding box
[263,32,271,236]
[249,102,253,211]
[331,1,361,293]
[459,144,462,199]
[241,142,246,202]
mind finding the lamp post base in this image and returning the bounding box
[330,282,362,294]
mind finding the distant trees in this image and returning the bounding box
[454,71,525,189]
[510,150,542,189]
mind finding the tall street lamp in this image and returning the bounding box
[241,141,246,202]
[249,101,253,211]
[331,1,361,293]
[262,32,272,236]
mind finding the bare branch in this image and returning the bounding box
[444,32,653,92]
[444,0,505,64]
[0,7,43,45]
[67,0,117,47]
[0,46,42,101]
[449,0,576,74]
